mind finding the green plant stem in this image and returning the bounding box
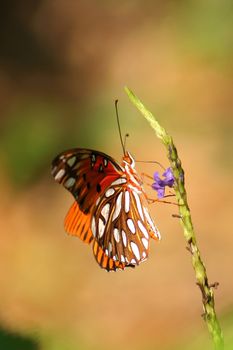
[125,87,224,350]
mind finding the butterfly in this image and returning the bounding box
[51,148,161,271]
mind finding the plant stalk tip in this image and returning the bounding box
[125,88,224,350]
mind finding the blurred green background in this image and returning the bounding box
[0,1,233,349]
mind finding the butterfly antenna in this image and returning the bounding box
[124,133,129,151]
[115,100,126,155]
[136,160,166,171]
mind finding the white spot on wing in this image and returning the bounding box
[132,191,144,221]
[122,230,127,247]
[101,203,110,222]
[111,178,127,186]
[142,237,149,249]
[130,242,141,260]
[67,156,76,167]
[121,255,125,263]
[105,188,115,197]
[54,168,65,181]
[112,192,123,220]
[95,197,100,206]
[127,218,136,234]
[91,217,96,237]
[131,258,136,264]
[98,218,105,238]
[125,191,130,213]
[64,177,76,188]
[105,249,109,256]
[142,251,147,259]
[138,220,149,239]
[113,228,120,243]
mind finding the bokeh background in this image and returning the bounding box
[0,1,232,349]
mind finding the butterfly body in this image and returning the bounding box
[52,148,160,271]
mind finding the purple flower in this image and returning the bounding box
[152,167,175,199]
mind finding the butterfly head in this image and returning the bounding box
[122,151,135,169]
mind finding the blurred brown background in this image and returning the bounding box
[0,1,232,349]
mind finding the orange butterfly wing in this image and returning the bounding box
[64,201,93,244]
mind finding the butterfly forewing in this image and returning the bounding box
[51,149,123,214]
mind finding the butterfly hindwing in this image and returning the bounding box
[64,201,93,244]
[91,178,160,268]
[92,240,129,271]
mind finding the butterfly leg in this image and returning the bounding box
[145,195,179,206]
[141,172,154,186]
[172,213,182,219]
